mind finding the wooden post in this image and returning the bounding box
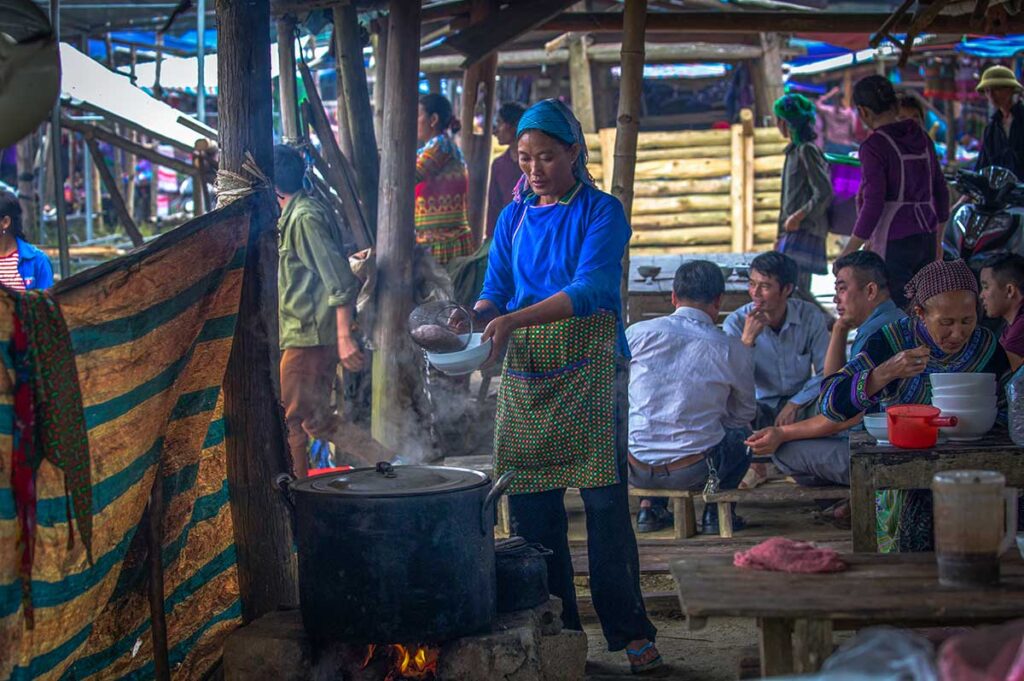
[16,134,38,239]
[460,0,500,244]
[217,0,298,623]
[85,137,144,246]
[372,16,389,143]
[741,108,755,252]
[146,468,171,681]
[276,16,301,142]
[333,2,379,236]
[568,33,596,133]
[945,100,958,166]
[752,33,784,126]
[372,0,422,451]
[611,0,646,321]
[730,121,744,252]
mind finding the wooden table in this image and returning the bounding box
[849,429,1024,552]
[671,552,1024,677]
[627,253,755,325]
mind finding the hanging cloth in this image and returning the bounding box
[866,129,936,259]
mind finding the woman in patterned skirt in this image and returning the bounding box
[473,99,660,674]
[415,94,475,264]
[819,259,1010,552]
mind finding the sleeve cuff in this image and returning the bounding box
[849,369,878,412]
[327,285,359,308]
[562,285,587,316]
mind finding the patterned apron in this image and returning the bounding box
[493,313,619,495]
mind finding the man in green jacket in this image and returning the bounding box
[274,144,365,477]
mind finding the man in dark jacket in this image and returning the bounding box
[976,65,1024,178]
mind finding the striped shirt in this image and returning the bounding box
[0,250,24,290]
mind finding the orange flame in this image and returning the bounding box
[362,643,439,680]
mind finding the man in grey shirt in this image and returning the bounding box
[724,252,831,429]
[627,261,756,534]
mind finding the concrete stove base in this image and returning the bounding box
[222,597,586,681]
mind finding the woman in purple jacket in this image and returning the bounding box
[839,76,950,308]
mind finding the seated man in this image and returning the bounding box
[724,252,830,429]
[980,253,1024,372]
[745,251,906,486]
[627,261,755,534]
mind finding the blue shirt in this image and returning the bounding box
[723,298,831,407]
[478,182,630,354]
[850,298,906,358]
[15,238,54,290]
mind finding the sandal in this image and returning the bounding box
[626,641,663,675]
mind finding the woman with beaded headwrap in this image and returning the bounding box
[473,99,660,672]
[773,93,833,294]
[820,259,1011,551]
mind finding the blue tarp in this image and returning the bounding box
[86,29,217,60]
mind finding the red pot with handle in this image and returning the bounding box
[887,405,958,448]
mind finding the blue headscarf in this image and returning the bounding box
[513,99,593,201]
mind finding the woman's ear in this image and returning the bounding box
[430,113,440,131]
[568,143,581,165]
[0,216,10,233]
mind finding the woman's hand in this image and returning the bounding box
[481,314,518,368]
[784,210,805,233]
[745,427,787,456]
[880,345,930,381]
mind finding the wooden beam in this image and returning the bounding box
[16,135,38,239]
[333,2,379,237]
[217,0,298,624]
[752,33,785,125]
[540,10,1024,33]
[460,0,499,245]
[85,136,145,247]
[371,16,389,142]
[569,33,596,133]
[443,0,580,68]
[61,117,198,176]
[373,0,422,451]
[276,16,301,143]
[613,0,646,321]
[422,0,471,22]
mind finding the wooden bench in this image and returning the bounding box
[628,483,849,539]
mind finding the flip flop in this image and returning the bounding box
[626,641,663,675]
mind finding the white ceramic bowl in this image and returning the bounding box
[863,414,889,444]
[937,406,998,440]
[932,395,998,412]
[426,333,493,376]
[929,373,996,391]
[931,386,998,399]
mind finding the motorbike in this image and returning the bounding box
[943,166,1024,272]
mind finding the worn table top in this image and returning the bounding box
[670,552,1024,624]
[628,253,757,295]
[849,428,1018,458]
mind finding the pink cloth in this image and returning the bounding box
[938,619,1024,681]
[733,537,848,573]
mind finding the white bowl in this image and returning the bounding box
[929,373,996,391]
[426,333,493,376]
[863,414,889,444]
[932,395,998,411]
[938,406,998,440]
[931,386,998,399]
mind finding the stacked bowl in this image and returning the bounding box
[930,373,998,441]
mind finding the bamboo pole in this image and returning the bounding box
[459,0,499,244]
[16,134,38,239]
[371,16,388,143]
[333,2,379,236]
[742,109,756,251]
[633,178,731,196]
[217,0,298,623]
[85,137,144,247]
[277,16,301,142]
[611,0,646,321]
[730,121,744,252]
[372,0,422,451]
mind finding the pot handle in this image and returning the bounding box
[274,473,297,510]
[929,415,959,428]
[481,470,517,535]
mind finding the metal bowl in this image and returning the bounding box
[637,265,661,280]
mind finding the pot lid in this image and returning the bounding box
[293,462,490,497]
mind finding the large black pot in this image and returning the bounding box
[282,463,514,644]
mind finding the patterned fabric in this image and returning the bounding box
[777,231,827,276]
[818,315,1011,552]
[415,133,473,264]
[0,199,251,679]
[904,258,978,308]
[9,289,91,628]
[494,314,618,495]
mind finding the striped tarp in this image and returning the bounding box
[0,198,254,679]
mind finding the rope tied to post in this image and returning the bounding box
[214,151,274,206]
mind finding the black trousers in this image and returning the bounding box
[506,361,656,651]
[885,232,937,309]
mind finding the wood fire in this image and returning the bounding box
[362,643,439,680]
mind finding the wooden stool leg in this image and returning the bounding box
[497,496,511,537]
[793,619,833,674]
[717,502,733,538]
[676,496,697,538]
[758,618,794,678]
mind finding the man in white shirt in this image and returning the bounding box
[627,260,756,534]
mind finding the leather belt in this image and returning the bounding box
[627,451,706,475]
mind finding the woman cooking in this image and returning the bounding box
[838,75,950,308]
[819,259,1010,552]
[474,99,660,674]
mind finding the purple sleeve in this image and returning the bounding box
[1002,316,1024,357]
[931,143,951,223]
[852,142,887,241]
